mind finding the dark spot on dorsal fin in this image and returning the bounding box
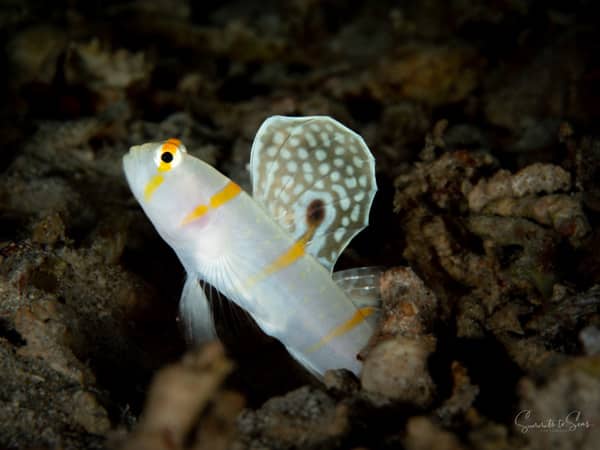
[306,199,325,226]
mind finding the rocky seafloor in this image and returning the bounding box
[1,1,600,449]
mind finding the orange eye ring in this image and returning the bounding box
[154,139,185,171]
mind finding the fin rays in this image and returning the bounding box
[250,116,377,272]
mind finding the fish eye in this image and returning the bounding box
[154,139,184,171]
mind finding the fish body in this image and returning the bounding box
[123,116,378,376]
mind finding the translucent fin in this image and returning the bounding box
[333,266,383,327]
[250,116,377,272]
[179,276,216,344]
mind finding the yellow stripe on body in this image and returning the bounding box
[181,181,242,225]
[249,237,307,286]
[240,200,372,353]
[306,306,376,353]
[209,181,242,208]
[245,224,317,289]
[144,174,165,201]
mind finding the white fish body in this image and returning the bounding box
[123,116,378,377]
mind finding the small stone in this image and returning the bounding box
[235,386,349,449]
[72,390,111,434]
[361,336,436,407]
[323,369,360,396]
[31,213,66,245]
[579,325,600,355]
[404,416,466,450]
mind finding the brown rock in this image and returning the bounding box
[404,416,466,450]
[31,213,65,245]
[235,386,348,450]
[72,390,111,434]
[467,164,571,212]
[435,362,479,427]
[516,356,600,450]
[378,267,439,339]
[121,342,234,450]
[14,300,95,384]
[375,44,483,106]
[361,336,436,407]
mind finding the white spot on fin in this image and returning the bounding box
[249,115,378,272]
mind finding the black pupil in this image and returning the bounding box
[161,152,174,163]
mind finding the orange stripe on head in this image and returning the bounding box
[181,181,242,225]
[158,138,181,172]
[306,306,376,353]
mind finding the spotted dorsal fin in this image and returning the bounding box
[250,116,377,272]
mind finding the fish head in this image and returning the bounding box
[123,138,221,244]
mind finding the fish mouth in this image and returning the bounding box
[122,149,135,176]
[122,144,146,171]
